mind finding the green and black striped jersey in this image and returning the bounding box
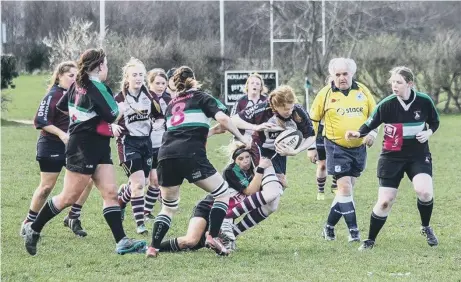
[57,78,119,136]
[158,89,228,160]
[359,90,439,158]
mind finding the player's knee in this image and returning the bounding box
[210,181,229,200]
[161,198,180,216]
[379,199,394,211]
[38,183,55,199]
[181,236,201,249]
[318,163,326,171]
[261,173,283,201]
[337,178,353,194]
[59,192,80,207]
[416,189,432,202]
[149,174,159,187]
[261,197,280,216]
[99,186,118,203]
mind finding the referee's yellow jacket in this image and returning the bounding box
[310,81,377,148]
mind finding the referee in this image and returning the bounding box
[309,58,378,243]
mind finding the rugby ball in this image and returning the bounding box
[274,129,303,150]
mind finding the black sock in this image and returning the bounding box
[208,201,228,238]
[338,197,358,230]
[368,212,387,241]
[159,238,180,252]
[317,177,326,192]
[151,214,172,249]
[326,198,342,226]
[103,206,126,243]
[31,198,61,233]
[417,198,434,227]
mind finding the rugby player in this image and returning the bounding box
[23,48,146,256]
[145,66,253,258]
[345,66,440,250]
[114,58,164,234]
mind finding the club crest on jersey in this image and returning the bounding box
[141,96,151,105]
[384,124,397,138]
[414,110,421,120]
[356,92,365,101]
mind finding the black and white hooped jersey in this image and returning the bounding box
[150,90,172,149]
[114,85,164,138]
[238,102,315,151]
[158,89,228,160]
[359,90,440,158]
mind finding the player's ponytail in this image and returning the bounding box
[173,66,202,96]
[76,48,106,88]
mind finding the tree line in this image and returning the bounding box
[2,1,461,112]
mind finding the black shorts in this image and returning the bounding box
[38,159,66,173]
[188,197,213,250]
[66,133,113,175]
[260,147,287,174]
[157,156,217,187]
[118,136,152,177]
[121,158,152,178]
[377,154,433,188]
[191,197,213,221]
[151,147,159,170]
[36,136,66,173]
[324,138,367,178]
[117,136,152,163]
[36,136,66,161]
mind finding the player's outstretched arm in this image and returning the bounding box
[215,112,251,148]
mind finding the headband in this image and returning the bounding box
[232,147,250,160]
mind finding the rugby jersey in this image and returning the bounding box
[358,90,440,158]
[158,89,228,160]
[34,85,69,142]
[56,78,118,136]
[231,94,267,138]
[310,81,377,148]
[114,85,164,138]
[150,90,172,148]
[200,162,254,208]
[238,102,314,151]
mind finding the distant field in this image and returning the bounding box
[2,75,461,281]
[2,74,50,121]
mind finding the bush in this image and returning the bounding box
[1,54,19,111]
[25,42,50,73]
[104,33,242,97]
[1,54,18,89]
[43,17,99,71]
